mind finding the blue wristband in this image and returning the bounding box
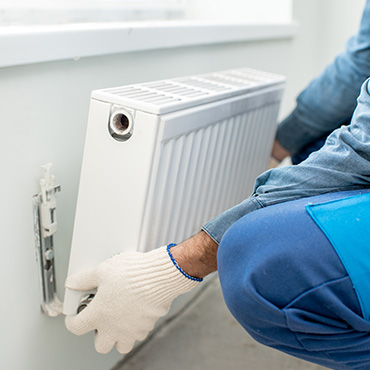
[166,244,203,282]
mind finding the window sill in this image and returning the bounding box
[0,20,298,68]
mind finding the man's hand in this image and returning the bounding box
[65,245,201,354]
[272,139,291,162]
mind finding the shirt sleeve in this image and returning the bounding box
[277,0,370,154]
[203,78,370,244]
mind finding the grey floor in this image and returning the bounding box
[113,277,326,370]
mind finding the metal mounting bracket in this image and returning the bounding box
[33,163,63,317]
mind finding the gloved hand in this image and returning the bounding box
[65,245,201,354]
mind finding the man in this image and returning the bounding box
[65,2,370,368]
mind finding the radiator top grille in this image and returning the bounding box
[92,67,285,114]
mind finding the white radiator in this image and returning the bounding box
[63,67,285,315]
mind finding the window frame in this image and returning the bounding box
[0,21,298,68]
[0,0,297,68]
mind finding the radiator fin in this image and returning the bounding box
[142,102,280,249]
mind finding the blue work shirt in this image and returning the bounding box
[203,0,370,244]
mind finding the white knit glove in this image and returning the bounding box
[65,245,201,354]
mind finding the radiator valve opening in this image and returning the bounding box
[109,111,133,141]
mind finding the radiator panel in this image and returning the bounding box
[141,102,280,250]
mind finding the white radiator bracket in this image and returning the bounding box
[33,163,63,317]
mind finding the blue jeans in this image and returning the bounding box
[217,189,370,370]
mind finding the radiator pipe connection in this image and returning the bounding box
[108,111,133,142]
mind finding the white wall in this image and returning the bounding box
[0,1,365,369]
[186,0,292,23]
[316,0,365,70]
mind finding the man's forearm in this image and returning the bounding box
[170,231,218,279]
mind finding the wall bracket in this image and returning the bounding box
[33,163,62,317]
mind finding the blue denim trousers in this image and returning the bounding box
[217,189,370,370]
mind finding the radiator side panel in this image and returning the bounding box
[63,102,160,314]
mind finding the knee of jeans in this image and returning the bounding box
[217,219,290,339]
[218,224,273,326]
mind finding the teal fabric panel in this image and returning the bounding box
[306,193,370,320]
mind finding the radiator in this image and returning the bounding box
[63,67,285,315]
